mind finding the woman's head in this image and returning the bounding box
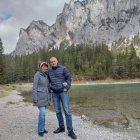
[39,62,48,72]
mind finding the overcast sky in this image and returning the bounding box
[0,0,70,54]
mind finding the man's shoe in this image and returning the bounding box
[53,127,65,133]
[38,132,44,137]
[68,130,77,139]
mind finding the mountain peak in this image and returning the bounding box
[11,0,140,56]
[29,20,48,27]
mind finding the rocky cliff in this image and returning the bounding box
[12,0,140,56]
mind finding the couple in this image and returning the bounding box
[32,57,77,139]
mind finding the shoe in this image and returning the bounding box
[44,129,48,134]
[38,132,44,137]
[43,130,48,134]
[68,130,77,139]
[53,127,65,133]
[38,130,48,137]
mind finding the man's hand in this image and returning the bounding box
[63,82,68,92]
[62,82,67,87]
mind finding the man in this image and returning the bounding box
[48,57,77,139]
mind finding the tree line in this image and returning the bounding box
[0,38,6,84]
[0,39,140,84]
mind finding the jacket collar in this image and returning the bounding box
[39,71,47,77]
[52,64,60,69]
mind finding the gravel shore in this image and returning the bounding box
[0,91,139,140]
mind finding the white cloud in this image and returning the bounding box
[0,0,70,54]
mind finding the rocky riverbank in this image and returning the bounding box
[0,90,140,140]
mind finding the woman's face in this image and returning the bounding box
[41,64,48,72]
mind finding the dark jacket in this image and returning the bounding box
[48,65,71,93]
[32,71,51,107]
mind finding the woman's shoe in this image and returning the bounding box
[38,130,48,137]
[44,129,48,134]
[38,132,44,137]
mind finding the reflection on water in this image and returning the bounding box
[69,83,140,128]
[21,83,140,129]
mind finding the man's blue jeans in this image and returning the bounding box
[38,107,46,133]
[52,92,73,132]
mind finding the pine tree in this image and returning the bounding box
[0,38,6,84]
[127,44,138,78]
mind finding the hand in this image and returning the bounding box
[49,89,53,93]
[33,101,37,106]
[62,82,67,87]
[64,88,67,92]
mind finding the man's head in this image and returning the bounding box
[50,57,58,67]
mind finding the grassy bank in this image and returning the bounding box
[0,83,32,98]
[0,84,13,98]
[72,78,140,84]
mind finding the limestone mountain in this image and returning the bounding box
[11,0,140,56]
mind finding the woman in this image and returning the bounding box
[32,61,51,137]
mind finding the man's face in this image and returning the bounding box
[50,58,58,67]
